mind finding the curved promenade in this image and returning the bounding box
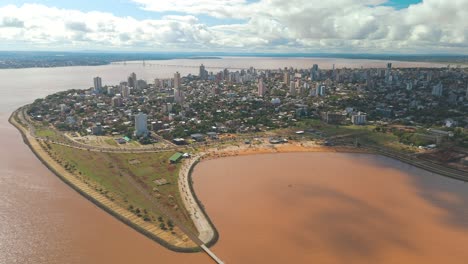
[178,155,217,244]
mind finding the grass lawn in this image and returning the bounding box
[35,127,62,141]
[47,143,196,234]
[104,138,119,147]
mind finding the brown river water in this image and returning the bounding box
[193,153,468,264]
[0,57,462,264]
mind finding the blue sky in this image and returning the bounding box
[0,0,248,25]
[385,0,422,9]
[0,0,423,24]
[0,0,466,53]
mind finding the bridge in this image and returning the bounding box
[201,245,225,264]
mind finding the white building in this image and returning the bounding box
[318,85,326,96]
[93,76,102,94]
[351,112,367,125]
[135,112,148,137]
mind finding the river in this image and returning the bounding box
[0,57,460,264]
[193,153,468,263]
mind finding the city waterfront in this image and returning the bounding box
[0,57,465,264]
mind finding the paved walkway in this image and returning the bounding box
[178,155,215,244]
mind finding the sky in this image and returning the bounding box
[0,0,466,54]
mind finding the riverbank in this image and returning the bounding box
[9,109,201,252]
[11,104,467,259]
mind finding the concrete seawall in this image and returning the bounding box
[179,155,219,247]
[9,109,201,253]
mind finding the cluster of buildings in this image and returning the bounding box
[27,63,468,145]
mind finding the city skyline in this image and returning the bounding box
[0,0,467,54]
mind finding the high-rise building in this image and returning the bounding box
[257,78,266,96]
[93,77,102,94]
[311,64,319,81]
[289,81,296,96]
[174,87,184,104]
[296,79,302,95]
[135,112,148,137]
[121,86,130,98]
[385,63,392,84]
[128,72,137,89]
[432,82,443,96]
[174,72,181,89]
[199,64,208,80]
[283,72,290,84]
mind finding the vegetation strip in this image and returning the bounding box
[9,108,202,253]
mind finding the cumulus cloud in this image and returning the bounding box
[0,1,467,53]
[0,4,217,50]
[132,0,468,52]
[1,17,24,28]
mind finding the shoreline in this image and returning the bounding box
[1,55,465,71]
[10,105,467,256]
[8,109,202,253]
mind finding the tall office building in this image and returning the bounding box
[93,76,102,94]
[174,72,181,89]
[257,78,266,96]
[135,112,148,137]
